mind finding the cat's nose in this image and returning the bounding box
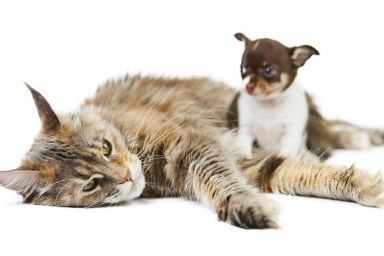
[123,170,132,182]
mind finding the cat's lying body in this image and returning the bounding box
[0,75,383,229]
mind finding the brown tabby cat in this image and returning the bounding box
[0,75,383,229]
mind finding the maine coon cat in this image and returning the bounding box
[0,76,383,229]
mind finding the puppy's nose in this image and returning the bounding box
[123,169,132,182]
[246,82,256,93]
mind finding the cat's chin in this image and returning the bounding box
[110,153,145,203]
[104,173,145,204]
[123,173,146,201]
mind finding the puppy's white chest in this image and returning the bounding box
[249,103,288,148]
[237,83,308,155]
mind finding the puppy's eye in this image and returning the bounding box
[262,66,277,79]
[83,178,100,192]
[240,65,248,75]
[101,140,112,157]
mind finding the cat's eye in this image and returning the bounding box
[83,178,100,192]
[101,140,112,157]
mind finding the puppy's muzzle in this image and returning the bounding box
[246,82,256,94]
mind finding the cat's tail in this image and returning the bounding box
[241,155,384,207]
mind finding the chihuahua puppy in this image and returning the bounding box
[234,33,319,161]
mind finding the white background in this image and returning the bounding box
[0,1,383,255]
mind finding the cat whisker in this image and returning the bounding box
[128,85,180,154]
[127,95,196,153]
[54,182,73,206]
[139,108,229,158]
[129,96,164,153]
[84,201,105,209]
[34,178,72,201]
[142,156,167,162]
[137,106,209,157]
[137,119,187,158]
[108,202,118,208]
[135,103,197,157]
[317,146,332,160]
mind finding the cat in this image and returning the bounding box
[0,76,383,229]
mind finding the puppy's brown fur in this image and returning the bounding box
[230,33,384,160]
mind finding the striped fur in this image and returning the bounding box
[0,75,383,229]
[242,154,384,207]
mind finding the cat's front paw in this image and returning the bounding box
[355,170,384,207]
[218,195,279,229]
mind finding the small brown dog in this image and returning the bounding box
[233,33,320,161]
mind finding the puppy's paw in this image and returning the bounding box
[218,195,279,229]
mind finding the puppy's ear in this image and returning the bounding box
[235,33,251,46]
[290,45,319,67]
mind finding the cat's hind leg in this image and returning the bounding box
[330,120,384,149]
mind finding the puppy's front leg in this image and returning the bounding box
[279,133,319,162]
[236,127,255,158]
[278,131,303,158]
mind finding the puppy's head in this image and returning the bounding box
[235,33,319,99]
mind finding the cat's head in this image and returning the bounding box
[0,84,145,207]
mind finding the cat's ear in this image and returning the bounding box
[24,83,61,133]
[0,169,39,195]
[235,33,251,47]
[290,45,319,67]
